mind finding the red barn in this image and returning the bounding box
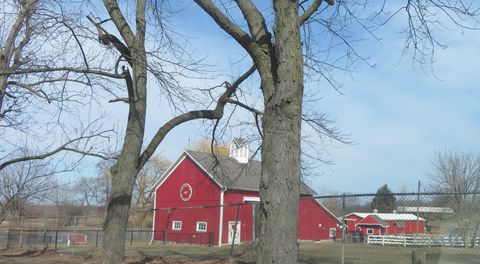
[151,141,342,246]
[345,212,426,236]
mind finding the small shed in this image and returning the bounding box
[345,212,426,236]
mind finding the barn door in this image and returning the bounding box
[228,221,241,244]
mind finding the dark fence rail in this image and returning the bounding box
[0,229,214,249]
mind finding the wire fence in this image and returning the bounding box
[0,229,213,249]
[315,191,480,264]
[0,191,478,263]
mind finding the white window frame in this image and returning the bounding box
[329,228,336,238]
[367,228,374,235]
[196,221,207,232]
[172,221,182,231]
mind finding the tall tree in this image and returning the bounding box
[92,2,256,262]
[370,184,397,213]
[193,1,479,263]
[1,0,114,173]
[2,1,254,261]
[0,156,56,223]
[431,150,480,248]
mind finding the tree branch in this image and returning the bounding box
[193,0,253,51]
[138,65,256,168]
[1,67,125,79]
[87,15,132,65]
[0,130,113,171]
[299,0,334,26]
[102,0,136,47]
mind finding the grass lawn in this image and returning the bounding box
[1,241,479,263]
[298,242,480,264]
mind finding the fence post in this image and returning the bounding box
[43,231,47,248]
[95,230,99,247]
[130,230,134,246]
[229,203,241,258]
[416,181,420,237]
[54,230,58,249]
[251,202,256,251]
[6,229,9,249]
[18,219,23,248]
[341,194,346,264]
[163,208,171,245]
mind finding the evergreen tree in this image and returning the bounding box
[370,184,396,213]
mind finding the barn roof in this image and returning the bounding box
[185,150,316,195]
[356,214,389,227]
[346,212,425,221]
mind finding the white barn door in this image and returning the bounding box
[228,221,241,244]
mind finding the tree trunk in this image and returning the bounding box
[102,42,147,263]
[102,166,137,263]
[257,1,303,263]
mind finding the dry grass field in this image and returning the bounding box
[0,242,479,263]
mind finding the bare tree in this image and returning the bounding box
[1,0,115,172]
[191,138,230,156]
[132,155,170,208]
[130,155,170,227]
[73,176,108,207]
[0,154,56,223]
[67,2,258,262]
[431,150,480,248]
[192,1,479,262]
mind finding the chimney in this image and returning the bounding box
[229,138,250,163]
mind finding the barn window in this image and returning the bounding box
[367,228,374,235]
[329,228,336,238]
[172,221,182,230]
[196,222,207,232]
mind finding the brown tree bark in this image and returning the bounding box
[194,0,308,262]
[97,2,256,262]
[256,1,303,262]
[101,0,147,262]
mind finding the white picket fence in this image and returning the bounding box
[367,235,480,248]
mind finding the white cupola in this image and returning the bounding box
[229,138,250,164]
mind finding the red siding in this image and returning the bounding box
[153,153,345,246]
[153,156,221,245]
[298,197,343,241]
[222,190,258,244]
[345,214,363,232]
[345,213,426,236]
[384,220,425,235]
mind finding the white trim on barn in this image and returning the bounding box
[218,187,226,247]
[172,221,182,230]
[243,196,260,203]
[196,221,208,232]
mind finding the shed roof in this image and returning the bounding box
[346,212,425,221]
[356,214,389,227]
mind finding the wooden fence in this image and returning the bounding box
[367,235,480,248]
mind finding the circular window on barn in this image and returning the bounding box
[180,183,192,201]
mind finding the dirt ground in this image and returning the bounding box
[2,242,480,264]
[0,248,243,264]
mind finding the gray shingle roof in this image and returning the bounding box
[186,150,316,195]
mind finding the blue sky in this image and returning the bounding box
[309,27,480,193]
[53,2,480,194]
[173,2,480,194]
